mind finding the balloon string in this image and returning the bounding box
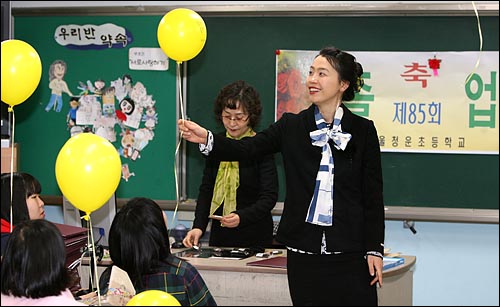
[83,214,102,305]
[83,216,93,287]
[89,216,102,306]
[464,1,483,85]
[177,61,186,121]
[8,110,16,233]
[172,61,185,237]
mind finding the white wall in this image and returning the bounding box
[385,220,499,306]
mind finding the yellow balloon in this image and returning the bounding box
[1,39,42,108]
[157,8,207,63]
[55,133,121,215]
[127,290,181,306]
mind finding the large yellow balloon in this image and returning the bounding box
[1,39,42,108]
[157,8,207,63]
[127,290,181,306]
[55,133,121,215]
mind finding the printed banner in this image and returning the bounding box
[276,50,499,154]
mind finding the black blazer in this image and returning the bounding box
[210,104,385,254]
[193,132,279,248]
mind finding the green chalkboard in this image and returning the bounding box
[13,15,178,200]
[185,15,499,210]
[11,14,499,210]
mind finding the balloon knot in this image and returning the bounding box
[8,106,14,112]
[82,214,90,221]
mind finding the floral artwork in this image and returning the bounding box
[275,50,315,121]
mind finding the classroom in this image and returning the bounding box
[1,1,498,306]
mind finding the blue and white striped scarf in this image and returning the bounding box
[305,105,351,226]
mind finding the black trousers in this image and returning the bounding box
[287,250,378,306]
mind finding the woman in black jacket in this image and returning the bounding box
[179,47,385,306]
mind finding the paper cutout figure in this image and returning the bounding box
[44,60,74,112]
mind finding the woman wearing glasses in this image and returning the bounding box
[182,80,278,249]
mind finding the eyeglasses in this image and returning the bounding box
[222,114,249,123]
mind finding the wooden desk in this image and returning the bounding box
[378,255,416,306]
[180,250,415,306]
[80,250,416,306]
[1,144,19,173]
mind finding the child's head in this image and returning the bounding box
[108,197,171,288]
[69,97,80,109]
[1,173,44,225]
[1,219,72,298]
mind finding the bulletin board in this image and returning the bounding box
[13,15,179,201]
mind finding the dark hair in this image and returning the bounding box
[48,60,67,81]
[108,197,172,289]
[213,80,262,128]
[122,74,132,83]
[317,46,364,101]
[1,219,72,298]
[1,172,42,225]
[120,97,135,115]
[103,86,116,96]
